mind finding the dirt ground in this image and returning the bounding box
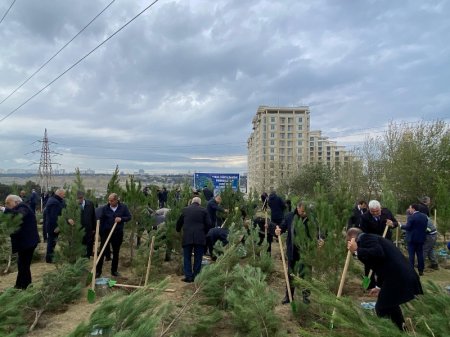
[1,239,449,337]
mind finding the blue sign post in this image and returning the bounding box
[194,173,240,194]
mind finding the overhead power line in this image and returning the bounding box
[0,0,116,106]
[0,0,17,26]
[0,0,161,123]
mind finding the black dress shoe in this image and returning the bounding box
[281,296,290,305]
[111,271,121,277]
[181,277,193,283]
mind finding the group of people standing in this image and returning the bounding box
[1,189,132,289]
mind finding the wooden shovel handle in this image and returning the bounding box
[278,235,292,302]
[337,249,352,298]
[91,220,100,290]
[144,236,156,286]
[95,221,118,266]
[112,283,176,292]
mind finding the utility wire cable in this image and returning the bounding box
[0,0,160,123]
[0,0,17,25]
[0,0,116,106]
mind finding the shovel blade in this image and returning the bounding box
[362,276,371,290]
[87,288,96,303]
[108,279,117,288]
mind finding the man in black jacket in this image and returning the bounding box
[77,191,97,258]
[176,196,212,282]
[96,193,132,278]
[202,185,214,202]
[275,202,322,304]
[347,200,367,230]
[207,195,228,227]
[360,200,398,240]
[347,228,422,330]
[44,189,67,263]
[3,194,40,289]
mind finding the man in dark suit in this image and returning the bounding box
[3,194,40,289]
[275,202,322,304]
[347,200,367,230]
[44,189,67,263]
[176,196,212,282]
[77,191,97,258]
[267,190,286,254]
[202,185,214,202]
[96,193,132,278]
[360,200,398,240]
[207,195,228,227]
[347,228,423,330]
[401,204,428,275]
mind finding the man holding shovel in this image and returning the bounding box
[360,200,398,288]
[346,227,422,330]
[275,202,323,305]
[96,193,131,278]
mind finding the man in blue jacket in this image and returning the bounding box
[401,204,428,276]
[96,193,131,278]
[3,194,40,289]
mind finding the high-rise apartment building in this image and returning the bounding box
[247,106,351,193]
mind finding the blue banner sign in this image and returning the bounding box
[194,173,240,193]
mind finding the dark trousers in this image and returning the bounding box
[46,232,58,263]
[182,244,204,280]
[16,246,36,289]
[407,242,424,273]
[375,303,405,330]
[96,230,123,275]
[42,222,47,242]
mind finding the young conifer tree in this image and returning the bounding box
[122,175,147,262]
[0,211,22,272]
[54,187,85,265]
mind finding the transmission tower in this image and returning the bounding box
[36,129,58,193]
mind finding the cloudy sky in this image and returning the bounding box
[0,0,449,174]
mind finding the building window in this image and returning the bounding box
[297,140,303,146]
[297,132,302,138]
[270,124,276,130]
[280,117,285,123]
[288,117,293,123]
[287,133,292,139]
[270,155,274,161]
[298,117,303,123]
[280,133,285,139]
[280,125,285,131]
[280,148,285,154]
[270,117,275,123]
[287,141,292,147]
[270,133,275,138]
[270,148,275,154]
[280,140,285,146]
[288,125,293,131]
[270,140,275,146]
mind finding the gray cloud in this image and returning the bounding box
[0,0,449,174]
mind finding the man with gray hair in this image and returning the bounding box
[360,200,398,240]
[360,199,398,289]
[3,194,40,289]
[176,196,212,282]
